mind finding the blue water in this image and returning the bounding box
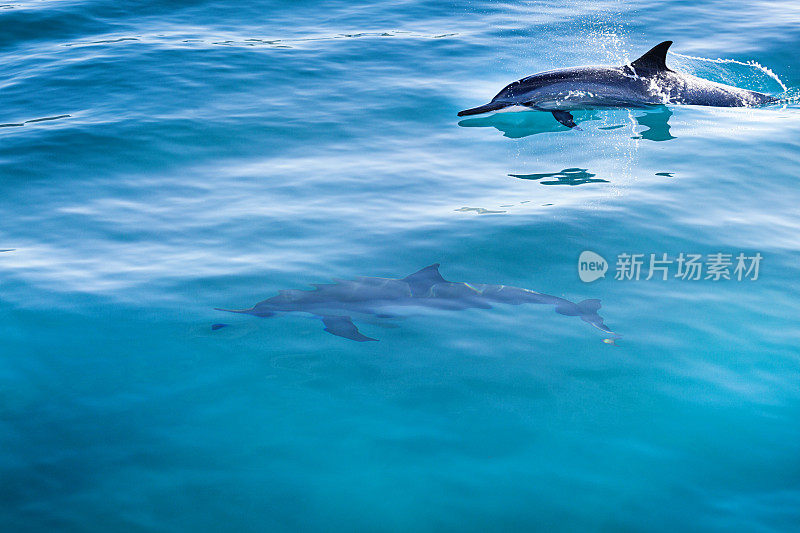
[2,1,800,531]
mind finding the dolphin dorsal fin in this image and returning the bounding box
[630,41,672,72]
[403,263,446,295]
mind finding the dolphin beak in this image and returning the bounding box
[457,102,508,116]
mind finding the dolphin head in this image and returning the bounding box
[457,101,512,116]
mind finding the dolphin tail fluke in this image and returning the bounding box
[575,299,617,336]
[576,299,602,314]
[457,102,508,116]
[589,319,617,336]
[321,315,378,342]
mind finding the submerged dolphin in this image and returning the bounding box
[216,264,614,341]
[458,41,777,129]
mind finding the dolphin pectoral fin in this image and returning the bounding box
[551,110,581,130]
[321,315,377,342]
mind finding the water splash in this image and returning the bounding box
[578,27,631,65]
[668,51,788,93]
[587,30,630,64]
[778,87,800,105]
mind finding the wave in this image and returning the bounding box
[0,114,70,128]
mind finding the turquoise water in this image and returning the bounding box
[2,0,800,530]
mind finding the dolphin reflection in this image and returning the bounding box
[458,110,601,138]
[510,168,608,186]
[632,106,675,141]
[216,264,616,342]
[459,106,675,140]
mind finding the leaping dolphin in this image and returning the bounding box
[216,264,615,342]
[458,41,777,129]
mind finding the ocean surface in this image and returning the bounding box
[2,1,800,531]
